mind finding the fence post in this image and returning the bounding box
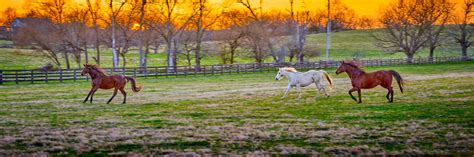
[31,71,34,84]
[155,67,158,78]
[204,66,207,76]
[0,70,3,85]
[194,66,197,77]
[145,67,148,78]
[212,65,215,75]
[45,71,48,83]
[184,66,188,77]
[59,69,63,83]
[73,69,77,82]
[237,64,240,74]
[221,65,224,75]
[15,71,19,84]
[133,68,137,78]
[175,67,178,78]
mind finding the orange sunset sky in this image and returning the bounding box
[0,0,466,18]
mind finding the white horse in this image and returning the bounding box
[275,67,333,99]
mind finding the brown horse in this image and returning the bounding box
[335,60,404,103]
[81,64,142,104]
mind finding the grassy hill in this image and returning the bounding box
[0,29,470,70]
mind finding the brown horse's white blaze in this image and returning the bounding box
[81,64,142,104]
[336,60,404,103]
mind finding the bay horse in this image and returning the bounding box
[335,60,403,103]
[81,64,142,104]
[275,67,333,100]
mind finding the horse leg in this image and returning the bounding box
[120,87,127,104]
[89,87,99,104]
[386,86,393,103]
[348,88,358,102]
[83,88,94,103]
[357,89,362,103]
[107,88,119,104]
[281,84,292,99]
[322,86,329,97]
[390,87,394,103]
[296,84,302,99]
[314,82,321,99]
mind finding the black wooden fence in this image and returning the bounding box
[0,56,471,84]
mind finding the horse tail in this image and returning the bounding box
[389,70,404,93]
[125,76,142,92]
[322,70,333,90]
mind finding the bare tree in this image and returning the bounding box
[138,0,147,68]
[449,0,474,59]
[214,27,245,64]
[191,0,221,70]
[374,0,452,63]
[239,0,271,64]
[13,20,62,68]
[86,0,102,65]
[288,0,311,63]
[107,0,127,69]
[65,5,91,68]
[148,0,196,70]
[176,31,196,66]
[1,7,17,27]
[34,0,73,69]
[425,0,454,60]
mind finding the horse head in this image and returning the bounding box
[336,61,347,75]
[336,60,362,75]
[275,67,297,80]
[81,64,92,76]
[275,68,285,80]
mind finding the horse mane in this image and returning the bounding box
[88,64,107,75]
[282,67,298,72]
[343,61,365,73]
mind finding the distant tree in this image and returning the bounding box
[65,6,91,68]
[214,28,245,64]
[425,0,454,60]
[449,0,474,59]
[137,0,148,68]
[191,0,221,70]
[13,20,63,68]
[86,0,103,65]
[106,0,127,69]
[176,31,196,66]
[239,0,274,64]
[374,0,453,63]
[329,0,358,30]
[1,7,17,27]
[288,0,311,63]
[148,0,197,70]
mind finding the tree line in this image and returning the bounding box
[0,0,472,69]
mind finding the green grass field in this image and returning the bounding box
[0,29,471,70]
[0,62,473,155]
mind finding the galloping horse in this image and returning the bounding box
[275,67,333,100]
[336,60,403,103]
[81,64,142,104]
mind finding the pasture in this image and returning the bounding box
[0,62,473,155]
